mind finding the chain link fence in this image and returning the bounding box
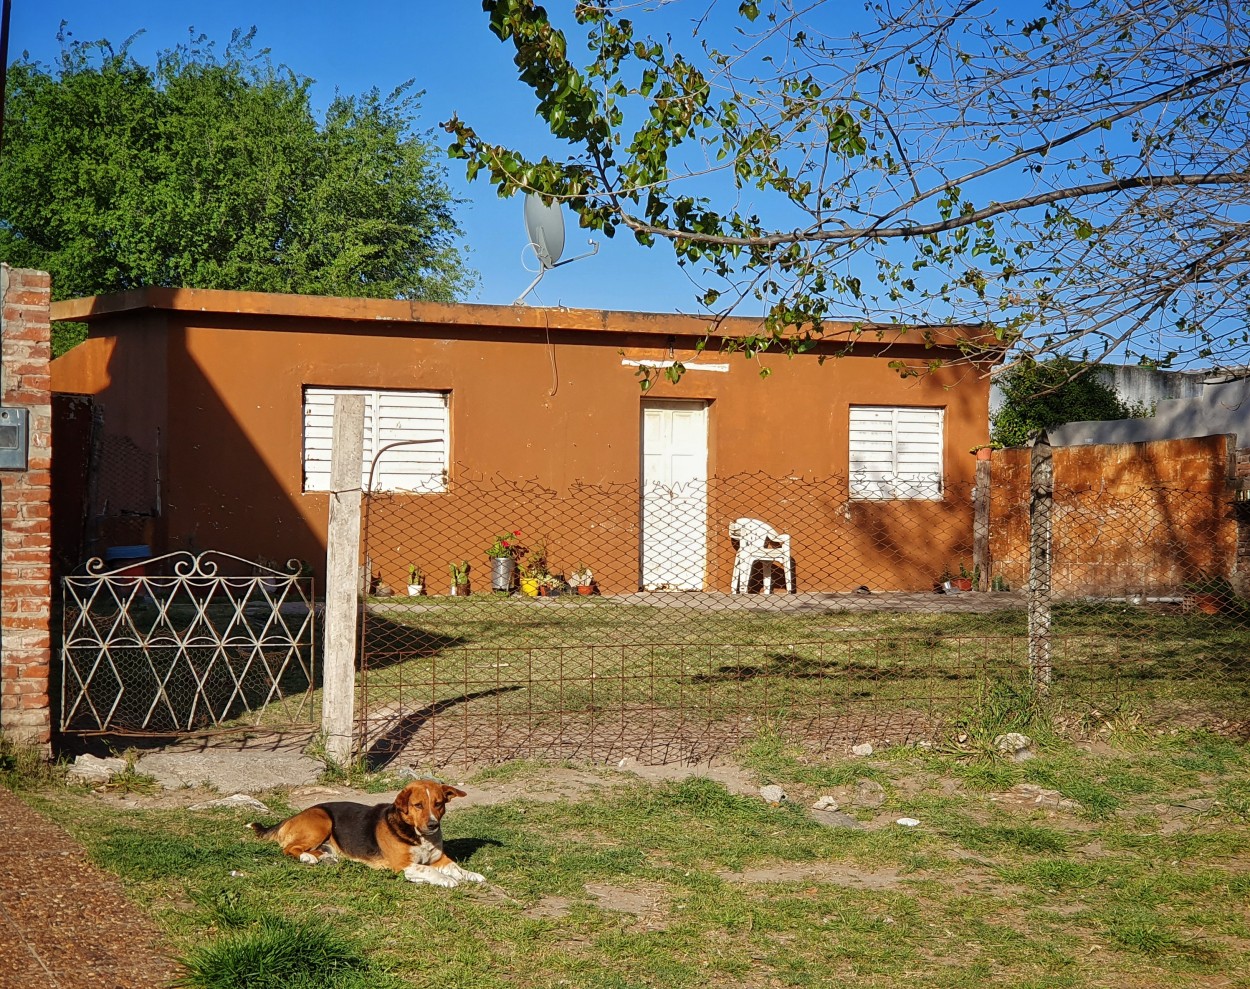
[357,458,1250,767]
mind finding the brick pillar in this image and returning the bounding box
[1,265,53,752]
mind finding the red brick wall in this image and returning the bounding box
[1,266,53,751]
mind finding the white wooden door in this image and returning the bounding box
[640,401,708,590]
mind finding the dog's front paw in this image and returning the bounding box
[298,851,320,865]
[404,865,458,888]
[444,863,485,884]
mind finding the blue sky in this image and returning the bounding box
[6,1,710,314]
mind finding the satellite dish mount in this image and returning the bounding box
[515,193,599,304]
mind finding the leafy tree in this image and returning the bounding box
[446,0,1250,378]
[1,28,474,355]
[990,357,1142,448]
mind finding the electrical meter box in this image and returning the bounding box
[0,407,30,470]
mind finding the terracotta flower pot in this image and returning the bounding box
[1185,592,1222,615]
[577,584,594,596]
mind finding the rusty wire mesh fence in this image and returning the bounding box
[356,467,1250,768]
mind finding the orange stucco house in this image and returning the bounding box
[50,288,1000,594]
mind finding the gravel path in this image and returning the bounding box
[0,788,177,989]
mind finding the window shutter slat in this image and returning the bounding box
[303,387,448,493]
[849,405,943,500]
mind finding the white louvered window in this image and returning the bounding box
[303,387,449,493]
[849,406,943,500]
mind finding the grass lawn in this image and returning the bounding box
[352,598,1249,762]
[9,726,1250,989]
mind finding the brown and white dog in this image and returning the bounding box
[249,779,484,887]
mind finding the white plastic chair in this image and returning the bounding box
[729,517,793,593]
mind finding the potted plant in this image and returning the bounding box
[406,565,424,597]
[449,560,471,596]
[486,530,523,592]
[570,563,595,596]
[537,572,564,596]
[518,542,547,597]
[940,564,975,592]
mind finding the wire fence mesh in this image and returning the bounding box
[358,464,1250,768]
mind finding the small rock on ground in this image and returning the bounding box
[811,808,865,830]
[854,779,886,808]
[993,732,1036,762]
[189,793,272,812]
[66,754,128,785]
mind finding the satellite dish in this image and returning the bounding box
[514,192,600,305]
[524,193,566,269]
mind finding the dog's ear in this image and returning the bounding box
[393,783,416,814]
[442,784,467,801]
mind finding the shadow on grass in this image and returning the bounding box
[688,651,981,684]
[361,686,524,770]
[443,835,503,864]
[359,612,469,672]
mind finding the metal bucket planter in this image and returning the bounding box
[490,556,516,592]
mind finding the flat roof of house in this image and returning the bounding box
[50,286,1001,351]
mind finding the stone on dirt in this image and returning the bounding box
[189,793,272,812]
[811,808,865,830]
[994,732,1036,762]
[67,754,127,785]
[854,779,886,808]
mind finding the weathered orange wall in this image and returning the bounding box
[988,435,1239,597]
[51,290,997,591]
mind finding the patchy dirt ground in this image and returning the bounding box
[84,744,1228,846]
[40,736,1248,989]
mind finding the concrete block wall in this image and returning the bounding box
[1,265,53,751]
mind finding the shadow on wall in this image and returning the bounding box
[51,312,330,581]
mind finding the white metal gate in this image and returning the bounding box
[60,551,317,734]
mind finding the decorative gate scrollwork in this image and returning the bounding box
[60,550,317,734]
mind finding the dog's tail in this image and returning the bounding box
[247,821,279,839]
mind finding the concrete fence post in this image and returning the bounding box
[973,453,991,590]
[1027,430,1054,693]
[321,394,365,764]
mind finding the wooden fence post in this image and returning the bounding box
[321,395,365,764]
[1028,430,1054,693]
